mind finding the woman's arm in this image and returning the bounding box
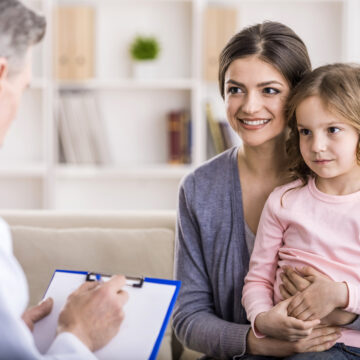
[246,326,340,357]
[173,176,250,359]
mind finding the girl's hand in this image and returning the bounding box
[254,297,320,341]
[246,326,341,357]
[280,265,355,326]
[279,265,311,298]
[287,277,347,321]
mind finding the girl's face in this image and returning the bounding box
[296,95,360,191]
[224,56,290,147]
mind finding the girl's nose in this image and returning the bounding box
[311,134,327,153]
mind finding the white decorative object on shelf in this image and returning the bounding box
[132,60,158,79]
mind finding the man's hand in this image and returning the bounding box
[247,326,341,357]
[22,298,53,331]
[57,274,129,352]
[254,297,320,341]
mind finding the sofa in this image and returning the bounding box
[0,210,202,360]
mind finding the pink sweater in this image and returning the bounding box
[242,177,360,347]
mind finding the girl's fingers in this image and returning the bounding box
[280,273,298,295]
[279,284,292,299]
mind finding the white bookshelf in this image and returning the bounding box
[1,0,359,210]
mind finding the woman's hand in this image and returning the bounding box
[246,326,341,357]
[280,265,356,326]
[254,297,320,341]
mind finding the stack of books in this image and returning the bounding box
[167,110,192,165]
[56,91,112,165]
[206,103,242,157]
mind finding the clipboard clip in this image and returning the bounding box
[86,272,144,288]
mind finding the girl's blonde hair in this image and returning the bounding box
[286,63,360,185]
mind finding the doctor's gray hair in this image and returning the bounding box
[0,0,46,75]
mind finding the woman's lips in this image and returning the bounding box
[240,118,270,126]
[237,118,271,129]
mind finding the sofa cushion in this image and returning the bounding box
[12,225,175,360]
[11,226,175,305]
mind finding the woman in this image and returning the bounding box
[173,21,358,359]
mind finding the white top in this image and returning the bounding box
[0,218,96,360]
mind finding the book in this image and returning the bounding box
[205,103,225,154]
[57,91,111,165]
[219,121,242,149]
[203,6,238,82]
[82,92,112,165]
[54,6,95,80]
[57,94,79,164]
[167,110,192,165]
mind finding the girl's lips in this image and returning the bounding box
[313,159,333,164]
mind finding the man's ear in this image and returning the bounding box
[0,58,9,93]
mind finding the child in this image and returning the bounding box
[242,63,360,352]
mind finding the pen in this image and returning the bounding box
[86,272,144,288]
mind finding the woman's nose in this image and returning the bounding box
[241,92,261,114]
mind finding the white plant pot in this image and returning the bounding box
[132,60,157,79]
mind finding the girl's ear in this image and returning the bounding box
[0,58,9,93]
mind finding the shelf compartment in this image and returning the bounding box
[56,78,197,90]
[56,164,193,179]
[54,177,182,210]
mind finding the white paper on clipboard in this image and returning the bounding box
[33,270,180,360]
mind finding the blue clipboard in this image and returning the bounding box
[33,269,181,360]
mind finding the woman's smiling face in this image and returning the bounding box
[224,55,290,147]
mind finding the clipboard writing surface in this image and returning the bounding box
[33,269,181,360]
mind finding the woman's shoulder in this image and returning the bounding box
[180,147,238,197]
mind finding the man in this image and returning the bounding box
[0,1,128,358]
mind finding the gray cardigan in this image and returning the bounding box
[173,147,360,359]
[173,147,250,359]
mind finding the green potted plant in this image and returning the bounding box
[129,35,161,79]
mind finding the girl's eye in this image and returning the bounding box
[228,87,243,94]
[328,127,340,134]
[299,128,311,136]
[263,87,280,95]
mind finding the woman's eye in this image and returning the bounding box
[328,127,340,134]
[228,87,242,94]
[299,128,311,136]
[263,87,280,95]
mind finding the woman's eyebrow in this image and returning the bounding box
[257,81,284,87]
[226,79,244,86]
[225,79,284,87]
